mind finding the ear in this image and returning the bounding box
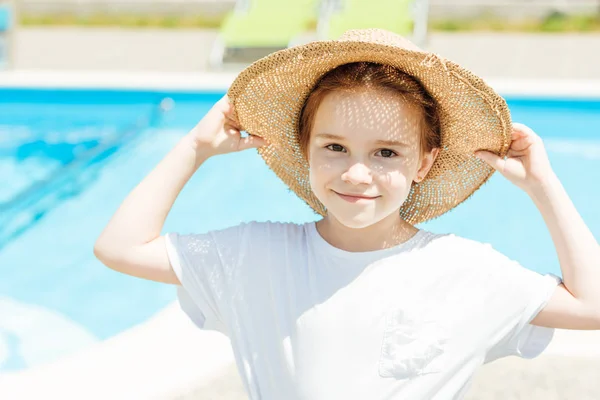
[414,148,440,183]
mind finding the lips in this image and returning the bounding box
[333,190,380,202]
[338,193,377,199]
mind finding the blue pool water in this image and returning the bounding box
[0,89,599,373]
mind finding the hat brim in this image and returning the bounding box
[228,39,512,224]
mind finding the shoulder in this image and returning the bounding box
[420,231,493,254]
[208,220,312,243]
[237,220,311,235]
[418,231,512,267]
[171,221,312,247]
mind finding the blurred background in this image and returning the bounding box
[0,1,599,399]
[0,0,599,75]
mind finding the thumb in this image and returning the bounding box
[475,151,504,172]
[238,134,268,151]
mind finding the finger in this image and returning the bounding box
[507,148,527,158]
[512,122,536,140]
[225,115,242,130]
[216,94,232,113]
[222,96,237,116]
[225,121,242,133]
[474,150,505,172]
[224,107,242,126]
[511,127,527,140]
[226,126,240,135]
[508,137,532,152]
[238,134,268,150]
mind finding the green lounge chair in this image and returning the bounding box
[210,0,318,67]
[318,0,424,43]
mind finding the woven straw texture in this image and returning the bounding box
[228,29,512,224]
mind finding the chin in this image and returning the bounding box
[326,210,383,230]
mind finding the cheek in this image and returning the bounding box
[308,150,342,176]
[308,153,331,186]
[374,154,420,182]
[376,169,413,193]
[309,166,336,190]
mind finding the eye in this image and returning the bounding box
[376,149,398,158]
[326,144,346,153]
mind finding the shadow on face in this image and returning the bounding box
[307,88,439,229]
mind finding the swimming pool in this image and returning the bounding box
[0,88,599,373]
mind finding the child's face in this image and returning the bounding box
[307,88,437,229]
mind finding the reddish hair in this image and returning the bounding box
[298,62,441,158]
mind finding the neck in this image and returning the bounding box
[315,213,419,252]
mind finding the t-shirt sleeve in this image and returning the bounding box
[164,223,252,335]
[479,244,563,363]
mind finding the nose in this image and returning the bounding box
[341,162,373,185]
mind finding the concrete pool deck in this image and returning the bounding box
[5,28,600,80]
[1,303,599,400]
[1,28,600,399]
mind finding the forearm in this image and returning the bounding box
[529,173,600,306]
[95,134,208,252]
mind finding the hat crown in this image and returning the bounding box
[337,28,422,52]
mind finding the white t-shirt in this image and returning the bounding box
[165,221,562,400]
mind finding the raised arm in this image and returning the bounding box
[476,123,600,330]
[93,95,266,284]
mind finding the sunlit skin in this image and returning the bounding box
[307,88,439,252]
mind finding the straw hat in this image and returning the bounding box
[227,29,512,224]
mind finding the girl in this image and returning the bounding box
[94,29,600,399]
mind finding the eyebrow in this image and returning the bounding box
[313,133,409,148]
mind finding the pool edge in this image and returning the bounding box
[2,71,600,98]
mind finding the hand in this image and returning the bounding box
[475,123,556,195]
[186,95,267,159]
